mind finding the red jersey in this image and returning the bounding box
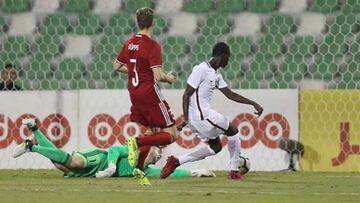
[117,34,163,105]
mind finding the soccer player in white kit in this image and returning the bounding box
[160,42,263,179]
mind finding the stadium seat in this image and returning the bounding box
[286,36,317,63]
[349,35,360,59]
[0,15,6,34]
[232,13,261,36]
[156,0,183,15]
[63,35,92,58]
[162,36,189,61]
[94,35,123,58]
[40,79,60,90]
[201,15,230,36]
[104,14,134,36]
[279,61,307,82]
[75,14,102,35]
[16,78,32,90]
[125,0,155,13]
[309,0,339,13]
[341,0,360,13]
[93,0,122,14]
[240,80,259,89]
[248,0,277,13]
[93,35,123,73]
[226,36,252,60]
[41,14,69,35]
[168,13,198,36]
[270,73,291,88]
[217,0,245,13]
[92,35,124,81]
[3,36,29,59]
[184,0,214,13]
[279,0,306,14]
[249,59,275,81]
[227,61,241,76]
[0,53,21,67]
[90,57,114,81]
[318,34,347,60]
[281,38,310,82]
[35,34,61,59]
[32,0,60,13]
[257,34,284,59]
[343,62,360,82]
[27,59,52,81]
[9,13,36,35]
[191,35,218,63]
[309,61,338,81]
[64,0,91,13]
[152,15,167,37]
[265,14,295,35]
[55,58,85,80]
[329,14,358,36]
[1,0,31,13]
[106,79,125,89]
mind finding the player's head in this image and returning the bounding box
[144,146,162,166]
[136,7,154,30]
[1,63,18,84]
[212,42,231,68]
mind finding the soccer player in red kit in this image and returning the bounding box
[113,7,178,185]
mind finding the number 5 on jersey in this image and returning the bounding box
[130,59,139,87]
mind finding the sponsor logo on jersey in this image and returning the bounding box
[128,43,139,51]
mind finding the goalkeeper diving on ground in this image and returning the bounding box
[12,118,215,179]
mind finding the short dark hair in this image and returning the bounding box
[212,42,230,57]
[136,7,154,30]
[5,63,15,69]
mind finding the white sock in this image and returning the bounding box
[227,134,241,171]
[178,146,216,165]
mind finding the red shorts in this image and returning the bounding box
[130,100,175,128]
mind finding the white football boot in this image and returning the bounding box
[12,140,33,158]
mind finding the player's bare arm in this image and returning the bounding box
[113,59,128,73]
[219,86,263,117]
[152,67,176,84]
[178,84,196,131]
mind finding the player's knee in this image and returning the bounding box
[225,125,238,136]
[210,144,222,154]
[69,156,85,169]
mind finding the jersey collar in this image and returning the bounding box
[205,60,217,73]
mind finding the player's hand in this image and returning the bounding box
[253,103,263,118]
[166,71,176,84]
[177,121,188,131]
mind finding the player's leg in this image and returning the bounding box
[13,119,70,165]
[13,139,72,165]
[127,102,176,167]
[135,127,154,171]
[23,118,57,148]
[225,124,244,180]
[160,137,222,179]
[133,101,177,148]
[52,155,85,173]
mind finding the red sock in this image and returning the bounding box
[137,146,151,171]
[137,132,173,147]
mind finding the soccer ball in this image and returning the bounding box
[238,156,251,175]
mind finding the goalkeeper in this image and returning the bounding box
[12,118,215,179]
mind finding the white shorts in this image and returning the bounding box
[188,109,230,141]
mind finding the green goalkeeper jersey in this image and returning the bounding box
[65,148,109,178]
[65,146,190,178]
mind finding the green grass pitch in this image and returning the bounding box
[0,170,359,203]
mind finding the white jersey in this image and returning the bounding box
[187,61,227,120]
